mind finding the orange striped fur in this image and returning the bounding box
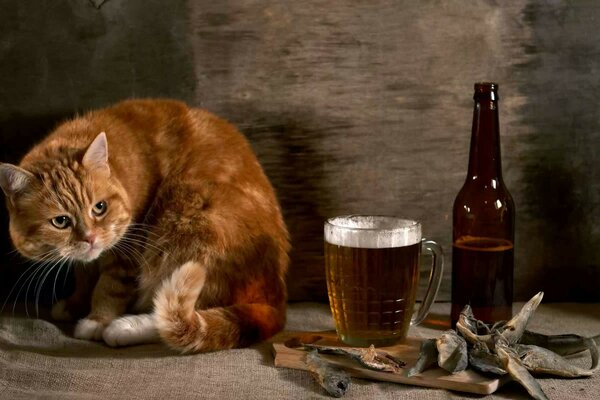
[0,99,290,352]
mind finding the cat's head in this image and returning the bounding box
[0,132,132,263]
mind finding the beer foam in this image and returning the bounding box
[325,215,421,248]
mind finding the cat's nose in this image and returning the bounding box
[84,233,97,246]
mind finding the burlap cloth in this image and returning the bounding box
[1,302,598,399]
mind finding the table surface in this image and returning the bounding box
[0,301,599,399]
[285,301,600,399]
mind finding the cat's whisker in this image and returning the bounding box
[36,257,67,317]
[113,248,144,273]
[60,259,74,294]
[106,223,167,258]
[127,222,162,234]
[117,242,149,268]
[27,254,63,317]
[30,249,59,264]
[1,262,42,314]
[6,248,21,256]
[120,226,166,248]
[114,242,150,272]
[112,246,144,271]
[51,262,62,304]
[121,230,164,244]
[112,241,136,261]
[127,229,162,239]
[3,250,59,314]
[28,250,62,270]
[120,236,165,255]
[119,240,164,256]
[39,255,68,310]
[116,223,164,242]
[25,251,62,293]
[18,260,54,317]
[32,253,62,298]
[124,242,154,266]
[116,235,147,252]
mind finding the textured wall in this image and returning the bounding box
[1,0,599,304]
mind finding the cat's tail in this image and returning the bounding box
[153,261,285,353]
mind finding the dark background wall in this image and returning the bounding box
[1,0,599,304]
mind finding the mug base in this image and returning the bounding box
[338,333,406,347]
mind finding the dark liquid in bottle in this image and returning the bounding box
[451,236,513,325]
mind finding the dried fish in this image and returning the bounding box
[460,305,493,335]
[306,350,351,397]
[521,331,600,356]
[302,343,405,373]
[454,292,600,399]
[407,339,438,377]
[456,313,494,349]
[436,330,468,373]
[459,305,478,332]
[468,341,506,376]
[499,292,544,345]
[456,292,544,349]
[496,344,549,400]
[515,341,598,377]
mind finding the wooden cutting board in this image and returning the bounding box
[272,330,510,395]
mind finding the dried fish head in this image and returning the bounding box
[458,305,478,334]
[306,350,351,397]
[498,291,544,344]
[515,341,598,378]
[436,330,468,373]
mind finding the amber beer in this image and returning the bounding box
[325,216,443,347]
[451,83,515,326]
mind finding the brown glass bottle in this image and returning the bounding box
[451,82,515,327]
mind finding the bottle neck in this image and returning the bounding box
[467,98,502,181]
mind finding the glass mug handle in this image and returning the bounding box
[410,239,444,326]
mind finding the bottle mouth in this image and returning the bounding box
[474,82,499,100]
[475,82,498,91]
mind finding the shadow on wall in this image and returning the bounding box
[233,106,341,302]
[516,1,600,301]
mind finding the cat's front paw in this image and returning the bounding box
[51,300,73,322]
[74,318,106,341]
[103,314,159,347]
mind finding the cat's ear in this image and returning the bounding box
[83,132,110,176]
[0,163,35,198]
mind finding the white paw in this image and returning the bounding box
[74,318,105,341]
[51,300,73,322]
[102,314,159,347]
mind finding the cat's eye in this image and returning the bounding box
[50,216,71,229]
[92,201,108,216]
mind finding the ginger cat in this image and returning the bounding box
[0,99,289,352]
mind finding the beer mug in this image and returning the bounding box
[324,215,443,347]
